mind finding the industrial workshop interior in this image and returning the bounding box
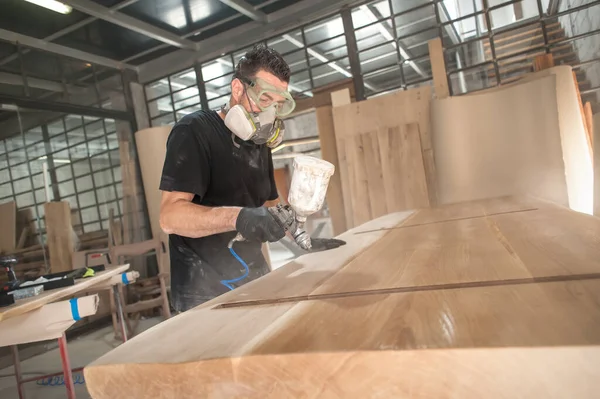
[0,0,599,397]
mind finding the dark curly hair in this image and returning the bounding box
[233,44,291,83]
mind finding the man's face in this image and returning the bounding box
[231,69,289,114]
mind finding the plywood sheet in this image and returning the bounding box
[459,66,592,214]
[44,201,73,273]
[0,201,16,253]
[333,86,434,228]
[135,126,172,274]
[432,74,569,207]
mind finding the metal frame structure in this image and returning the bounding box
[141,0,600,118]
[0,113,125,238]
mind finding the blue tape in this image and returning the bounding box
[121,272,129,285]
[69,298,81,321]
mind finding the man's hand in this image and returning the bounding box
[309,238,347,252]
[236,207,286,242]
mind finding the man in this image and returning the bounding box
[159,44,344,312]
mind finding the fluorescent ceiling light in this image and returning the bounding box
[24,0,72,14]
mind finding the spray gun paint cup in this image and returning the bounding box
[288,155,335,223]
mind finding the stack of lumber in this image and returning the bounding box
[85,196,600,398]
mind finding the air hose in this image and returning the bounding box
[220,241,250,291]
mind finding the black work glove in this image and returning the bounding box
[236,207,286,243]
[309,238,347,252]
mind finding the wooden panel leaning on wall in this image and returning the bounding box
[332,87,434,229]
[85,196,600,399]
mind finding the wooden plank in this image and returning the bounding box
[344,135,371,226]
[533,53,555,71]
[210,211,413,304]
[333,88,435,228]
[573,71,593,157]
[83,197,600,398]
[584,102,593,149]
[360,131,386,218]
[0,265,129,322]
[135,126,172,275]
[331,88,354,229]
[378,124,429,213]
[403,195,540,227]
[428,37,449,99]
[0,201,16,253]
[44,201,73,274]
[85,279,600,398]
[16,227,29,250]
[315,106,347,235]
[330,88,351,107]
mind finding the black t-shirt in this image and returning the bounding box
[159,110,278,312]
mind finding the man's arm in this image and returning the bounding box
[160,191,241,238]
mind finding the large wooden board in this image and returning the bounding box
[0,201,16,253]
[432,75,569,208]
[85,197,600,398]
[135,126,172,274]
[333,87,433,228]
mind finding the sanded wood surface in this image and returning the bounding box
[0,264,129,322]
[85,197,600,398]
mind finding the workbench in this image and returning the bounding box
[85,197,600,398]
[1,264,130,399]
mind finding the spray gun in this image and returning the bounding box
[228,155,335,251]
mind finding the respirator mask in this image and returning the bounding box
[224,76,296,148]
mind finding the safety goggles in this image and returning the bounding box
[239,76,296,117]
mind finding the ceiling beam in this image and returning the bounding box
[61,0,197,50]
[360,5,427,78]
[0,0,142,68]
[0,28,136,70]
[0,92,133,121]
[281,34,376,92]
[218,0,268,23]
[121,0,283,63]
[138,0,367,83]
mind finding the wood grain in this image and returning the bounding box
[213,211,414,304]
[84,197,600,398]
[332,86,436,228]
[360,131,386,218]
[533,53,555,71]
[44,201,73,273]
[344,135,371,226]
[86,279,600,398]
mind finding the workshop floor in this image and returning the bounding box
[0,317,161,399]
